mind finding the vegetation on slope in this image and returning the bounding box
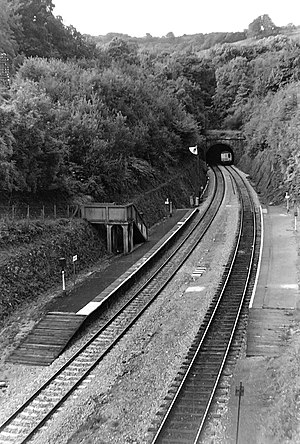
[1,5,300,440]
[0,218,107,326]
[0,44,213,202]
[209,35,300,203]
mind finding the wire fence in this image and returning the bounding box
[0,204,80,223]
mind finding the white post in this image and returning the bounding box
[62,270,66,292]
[59,257,66,295]
[285,192,290,213]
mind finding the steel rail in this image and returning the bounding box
[150,166,257,444]
[0,168,226,444]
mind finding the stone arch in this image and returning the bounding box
[204,130,245,165]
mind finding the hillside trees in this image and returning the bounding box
[0,50,209,199]
[1,0,97,62]
[152,52,216,128]
[212,36,300,129]
[0,0,21,58]
[211,35,300,203]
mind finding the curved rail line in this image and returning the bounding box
[0,167,226,444]
[149,166,257,444]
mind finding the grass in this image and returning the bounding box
[262,331,300,442]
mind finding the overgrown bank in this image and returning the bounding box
[0,161,204,327]
[0,219,107,327]
[211,37,300,204]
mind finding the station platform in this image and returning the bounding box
[51,208,192,314]
[247,204,300,356]
[8,208,196,365]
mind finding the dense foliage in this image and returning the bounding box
[209,34,300,201]
[1,3,300,206]
[0,44,214,200]
[0,0,97,63]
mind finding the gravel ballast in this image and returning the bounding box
[0,169,239,444]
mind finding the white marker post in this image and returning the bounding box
[164,198,169,217]
[294,208,298,231]
[72,255,78,287]
[59,257,66,295]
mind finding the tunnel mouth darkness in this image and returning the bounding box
[206,143,234,165]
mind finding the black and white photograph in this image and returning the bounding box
[0,1,300,443]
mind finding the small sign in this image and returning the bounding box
[72,255,78,262]
[285,192,290,200]
[189,145,198,155]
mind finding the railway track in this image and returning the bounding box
[149,166,257,444]
[0,167,227,444]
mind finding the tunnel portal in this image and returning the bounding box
[206,143,234,165]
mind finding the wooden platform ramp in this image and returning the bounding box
[246,308,296,357]
[7,312,86,366]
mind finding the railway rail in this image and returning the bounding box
[0,167,227,444]
[149,166,257,444]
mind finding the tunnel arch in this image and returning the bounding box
[206,143,234,165]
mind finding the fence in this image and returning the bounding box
[0,204,80,222]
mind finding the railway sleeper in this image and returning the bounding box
[169,413,203,423]
[162,430,197,440]
[164,420,201,431]
[200,346,227,352]
[184,379,218,388]
[192,359,223,366]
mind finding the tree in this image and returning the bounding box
[105,37,139,65]
[11,0,97,60]
[166,32,175,39]
[14,0,54,57]
[0,0,20,58]
[0,105,18,193]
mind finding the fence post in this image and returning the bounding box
[27,205,30,221]
[41,206,45,220]
[67,205,70,218]
[12,205,15,221]
[54,204,57,219]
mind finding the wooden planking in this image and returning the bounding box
[8,312,86,366]
[246,308,294,357]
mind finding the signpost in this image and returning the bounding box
[189,145,201,203]
[72,254,78,287]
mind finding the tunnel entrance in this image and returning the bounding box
[206,143,234,165]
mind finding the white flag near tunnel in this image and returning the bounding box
[189,145,198,155]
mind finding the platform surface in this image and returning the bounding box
[247,205,300,356]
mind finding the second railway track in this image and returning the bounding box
[149,166,258,444]
[0,167,229,444]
